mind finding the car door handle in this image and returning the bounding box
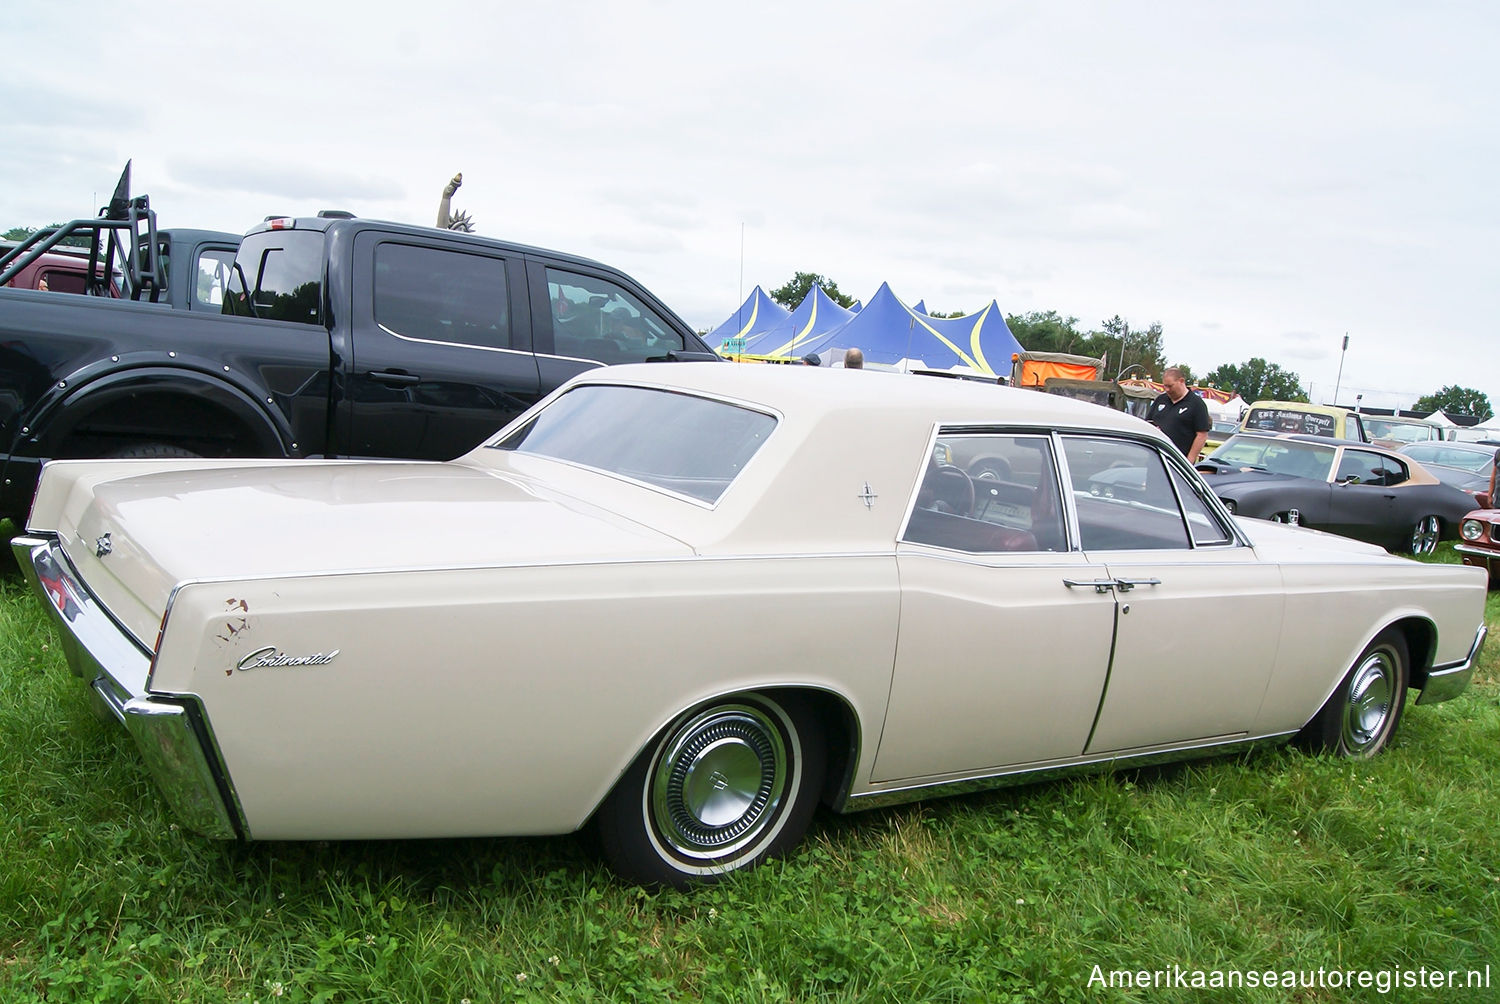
[368,370,421,386]
[1113,577,1162,592]
[1063,578,1116,594]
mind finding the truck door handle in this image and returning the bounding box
[1063,578,1116,594]
[1114,577,1162,592]
[368,370,421,386]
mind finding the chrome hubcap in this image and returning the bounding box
[1411,516,1439,554]
[1342,650,1394,753]
[652,704,787,859]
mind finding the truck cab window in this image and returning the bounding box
[545,266,684,364]
[224,231,323,325]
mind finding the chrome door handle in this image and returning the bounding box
[1063,578,1116,594]
[1114,577,1162,592]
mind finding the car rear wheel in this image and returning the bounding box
[1296,628,1408,759]
[1409,515,1440,555]
[595,692,825,887]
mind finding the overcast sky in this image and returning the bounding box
[6,1,1495,412]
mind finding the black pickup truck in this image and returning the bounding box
[0,180,714,522]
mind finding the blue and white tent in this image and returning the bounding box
[739,285,854,358]
[797,283,1023,376]
[705,285,789,351]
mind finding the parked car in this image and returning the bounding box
[1365,415,1444,450]
[1399,441,1499,482]
[1241,401,1368,442]
[1418,462,1494,509]
[13,366,1487,886]
[1198,432,1477,554]
[1202,418,1241,456]
[1456,507,1500,585]
[0,170,712,523]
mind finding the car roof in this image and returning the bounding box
[568,362,1155,435]
[1245,401,1355,417]
[1402,440,1497,454]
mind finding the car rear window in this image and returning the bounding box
[224,230,324,325]
[1244,408,1339,437]
[491,385,776,504]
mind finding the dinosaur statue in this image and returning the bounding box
[436,173,475,232]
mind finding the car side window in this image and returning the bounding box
[1337,450,1406,486]
[1061,437,1191,550]
[546,267,685,364]
[902,434,1066,553]
[1168,464,1234,546]
[374,243,510,350]
[194,248,236,309]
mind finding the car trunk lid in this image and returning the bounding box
[47,460,692,649]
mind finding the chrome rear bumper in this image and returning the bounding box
[1416,623,1487,706]
[12,534,241,839]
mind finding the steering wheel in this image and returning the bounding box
[931,464,975,517]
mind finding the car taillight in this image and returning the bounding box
[1461,519,1484,541]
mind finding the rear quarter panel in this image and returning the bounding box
[150,555,901,840]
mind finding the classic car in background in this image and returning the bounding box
[1399,442,1500,508]
[1201,418,1242,457]
[13,365,1487,886]
[1455,457,1500,587]
[1240,401,1368,442]
[1198,432,1479,554]
[1367,415,1445,450]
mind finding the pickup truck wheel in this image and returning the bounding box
[595,692,825,888]
[1296,628,1408,759]
[106,443,201,460]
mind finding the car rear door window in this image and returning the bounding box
[903,434,1066,552]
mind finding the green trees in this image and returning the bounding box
[1414,386,1493,420]
[3,224,90,249]
[1002,311,1166,379]
[1203,359,1307,403]
[770,272,856,310]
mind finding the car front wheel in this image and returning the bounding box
[595,692,825,887]
[1409,515,1441,555]
[1296,628,1408,759]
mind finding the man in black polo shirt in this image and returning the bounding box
[1149,367,1212,462]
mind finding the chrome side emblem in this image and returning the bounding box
[236,646,340,671]
[857,483,879,509]
[95,533,112,558]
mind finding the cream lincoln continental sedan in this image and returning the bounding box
[13,364,1488,886]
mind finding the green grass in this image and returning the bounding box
[1,538,1497,1002]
